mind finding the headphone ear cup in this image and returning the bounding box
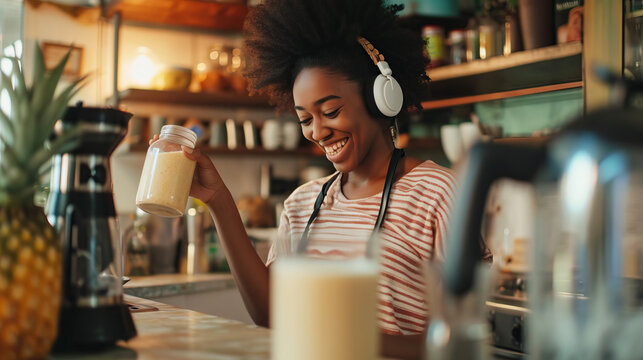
[373,74,403,117]
[363,75,383,118]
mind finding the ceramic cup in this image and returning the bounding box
[209,120,227,148]
[262,119,282,150]
[459,122,482,152]
[281,122,301,150]
[440,124,464,164]
[243,120,258,149]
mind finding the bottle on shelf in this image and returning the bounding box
[479,0,502,59]
[448,29,467,65]
[465,5,482,62]
[503,0,523,55]
[422,25,447,67]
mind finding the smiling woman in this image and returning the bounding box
[167,1,459,359]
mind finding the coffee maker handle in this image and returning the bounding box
[444,142,547,297]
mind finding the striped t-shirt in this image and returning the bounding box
[266,160,456,335]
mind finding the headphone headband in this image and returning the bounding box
[358,37,385,65]
[357,36,404,118]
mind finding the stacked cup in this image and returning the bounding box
[440,122,482,164]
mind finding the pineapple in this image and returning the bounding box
[0,44,86,359]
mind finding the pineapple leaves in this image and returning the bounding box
[33,42,47,91]
[41,74,89,137]
[0,109,14,143]
[8,57,27,103]
[0,42,86,206]
[27,127,82,175]
[30,46,71,125]
[0,130,27,185]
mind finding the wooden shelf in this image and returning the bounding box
[424,42,583,109]
[111,88,272,108]
[422,81,583,109]
[127,143,324,157]
[104,0,248,32]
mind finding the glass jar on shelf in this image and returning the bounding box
[227,47,248,94]
[448,29,466,65]
[198,44,233,92]
[422,25,447,67]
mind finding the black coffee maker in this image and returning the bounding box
[46,103,136,351]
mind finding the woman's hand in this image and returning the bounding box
[149,134,225,204]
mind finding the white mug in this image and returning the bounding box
[440,124,464,164]
[459,122,482,152]
[281,122,301,150]
[262,119,282,150]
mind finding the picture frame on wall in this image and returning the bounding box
[42,42,83,79]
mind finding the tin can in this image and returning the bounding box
[422,25,446,67]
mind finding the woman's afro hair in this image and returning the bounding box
[242,0,430,115]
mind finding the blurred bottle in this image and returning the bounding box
[503,0,523,55]
[123,214,151,276]
[479,0,502,59]
[184,117,208,145]
[448,30,467,65]
[465,16,481,62]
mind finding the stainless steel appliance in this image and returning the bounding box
[482,180,534,358]
[440,79,643,358]
[46,103,136,350]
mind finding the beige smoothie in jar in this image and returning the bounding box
[136,125,197,217]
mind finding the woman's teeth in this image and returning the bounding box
[324,138,348,156]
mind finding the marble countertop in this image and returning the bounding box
[123,273,236,298]
[49,295,270,360]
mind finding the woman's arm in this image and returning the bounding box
[183,146,270,326]
[206,187,270,326]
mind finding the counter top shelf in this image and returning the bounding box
[111,88,273,109]
[423,42,583,109]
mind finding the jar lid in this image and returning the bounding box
[449,29,465,38]
[160,125,198,147]
[422,25,444,36]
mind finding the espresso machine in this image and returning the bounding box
[46,103,136,350]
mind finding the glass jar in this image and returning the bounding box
[448,29,466,65]
[136,125,197,217]
[422,25,446,67]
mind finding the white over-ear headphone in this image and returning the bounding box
[358,37,404,118]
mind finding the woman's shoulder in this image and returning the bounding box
[283,172,339,208]
[399,160,457,190]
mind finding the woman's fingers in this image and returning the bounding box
[148,134,160,145]
[182,145,197,160]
